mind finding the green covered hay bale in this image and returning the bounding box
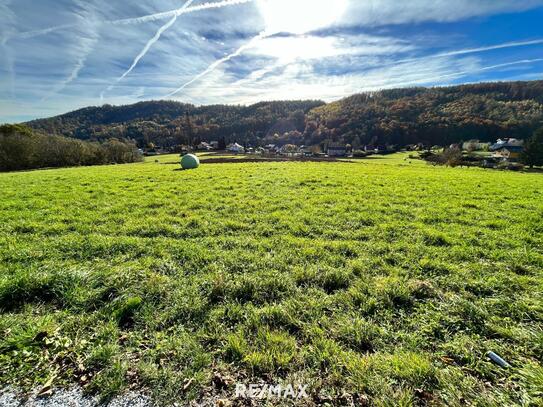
[180,154,200,170]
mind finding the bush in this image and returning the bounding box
[0,124,142,172]
[439,147,464,167]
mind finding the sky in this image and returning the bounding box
[1,0,543,123]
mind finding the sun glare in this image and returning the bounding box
[257,0,348,35]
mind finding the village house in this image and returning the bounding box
[327,144,347,157]
[263,144,279,154]
[279,144,300,156]
[227,143,245,154]
[364,145,388,153]
[492,145,524,161]
[197,141,213,151]
[490,138,524,161]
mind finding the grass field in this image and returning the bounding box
[1,154,542,405]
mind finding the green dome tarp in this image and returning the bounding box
[181,154,200,170]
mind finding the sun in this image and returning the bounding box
[257,0,348,35]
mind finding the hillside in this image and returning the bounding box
[27,100,324,148]
[26,80,543,148]
[307,81,543,147]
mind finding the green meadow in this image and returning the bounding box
[0,154,542,405]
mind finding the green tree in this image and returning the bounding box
[0,124,38,171]
[521,127,543,168]
[218,136,227,150]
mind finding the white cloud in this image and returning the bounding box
[343,0,543,26]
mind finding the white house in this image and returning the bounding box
[227,143,245,154]
[197,142,213,151]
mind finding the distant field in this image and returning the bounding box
[0,154,542,405]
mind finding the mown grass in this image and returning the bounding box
[0,154,542,405]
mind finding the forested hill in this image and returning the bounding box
[306,81,543,148]
[26,80,543,148]
[27,100,324,147]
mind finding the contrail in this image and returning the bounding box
[383,58,543,90]
[41,1,101,101]
[16,24,74,40]
[166,30,270,97]
[12,0,253,41]
[102,0,194,98]
[42,35,99,101]
[434,58,543,81]
[337,58,543,97]
[397,39,543,64]
[166,35,543,98]
[111,0,251,25]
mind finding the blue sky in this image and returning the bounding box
[1,0,543,123]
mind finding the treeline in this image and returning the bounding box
[307,81,543,147]
[0,124,142,172]
[27,100,324,148]
[24,80,543,148]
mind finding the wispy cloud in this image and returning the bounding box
[12,0,254,41]
[166,30,269,97]
[42,1,100,101]
[344,0,543,26]
[180,51,543,106]
[102,0,195,100]
[430,58,543,82]
[42,36,98,101]
[398,38,543,64]
[0,0,17,98]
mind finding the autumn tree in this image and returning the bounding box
[522,127,543,168]
[184,113,195,147]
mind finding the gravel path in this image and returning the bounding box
[0,388,153,407]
